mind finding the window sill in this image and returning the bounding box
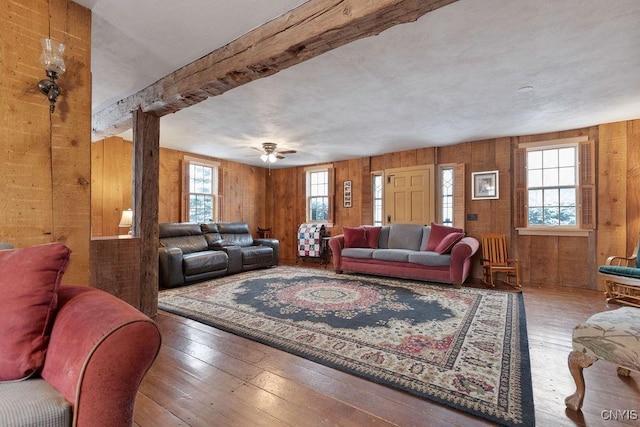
[516,228,591,237]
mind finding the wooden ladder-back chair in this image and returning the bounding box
[481,233,521,288]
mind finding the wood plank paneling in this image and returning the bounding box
[627,120,640,249]
[90,237,141,308]
[597,122,628,290]
[1,0,91,284]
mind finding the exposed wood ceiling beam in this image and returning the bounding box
[92,0,458,138]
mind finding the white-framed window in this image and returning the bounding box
[372,173,383,226]
[182,157,219,223]
[526,146,577,226]
[305,165,334,224]
[440,167,454,226]
[514,136,595,234]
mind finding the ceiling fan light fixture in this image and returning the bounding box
[260,153,268,162]
[267,153,277,163]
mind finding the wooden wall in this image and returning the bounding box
[91,136,133,236]
[1,0,91,284]
[266,120,640,290]
[91,125,639,291]
[91,138,268,237]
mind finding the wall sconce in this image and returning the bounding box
[37,38,66,113]
[118,209,133,235]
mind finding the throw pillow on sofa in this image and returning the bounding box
[343,226,368,248]
[363,226,382,249]
[425,222,464,251]
[0,243,71,381]
[435,232,465,254]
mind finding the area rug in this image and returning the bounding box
[158,266,534,426]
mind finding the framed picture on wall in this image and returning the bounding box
[472,170,499,200]
[343,180,352,208]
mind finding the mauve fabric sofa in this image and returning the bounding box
[329,223,480,288]
[0,243,161,427]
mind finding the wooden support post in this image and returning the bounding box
[133,108,160,317]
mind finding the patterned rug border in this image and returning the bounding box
[159,267,535,427]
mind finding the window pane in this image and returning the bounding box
[543,149,558,168]
[558,167,575,185]
[441,168,453,226]
[560,207,577,225]
[310,196,328,221]
[528,170,542,187]
[558,147,575,167]
[544,207,560,225]
[528,189,543,207]
[528,151,542,169]
[543,168,558,187]
[528,207,544,225]
[543,188,559,207]
[559,188,576,206]
[373,174,383,226]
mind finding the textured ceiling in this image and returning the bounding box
[77,0,640,168]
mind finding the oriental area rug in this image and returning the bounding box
[158,266,534,427]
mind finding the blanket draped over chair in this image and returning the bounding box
[297,223,327,258]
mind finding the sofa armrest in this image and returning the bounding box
[449,236,480,286]
[158,246,184,288]
[42,286,161,427]
[254,238,279,265]
[329,235,345,273]
[220,245,243,274]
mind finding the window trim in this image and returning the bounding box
[181,156,220,223]
[515,135,594,235]
[371,171,384,226]
[304,164,334,226]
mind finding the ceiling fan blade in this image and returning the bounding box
[278,150,297,155]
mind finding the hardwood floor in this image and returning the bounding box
[134,266,640,426]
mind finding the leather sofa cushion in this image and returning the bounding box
[161,235,208,254]
[200,222,223,246]
[372,249,415,263]
[241,246,273,266]
[183,251,227,276]
[159,222,202,238]
[408,252,451,267]
[218,222,254,247]
[387,224,424,251]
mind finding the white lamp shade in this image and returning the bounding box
[118,209,133,227]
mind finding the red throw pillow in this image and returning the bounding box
[426,222,464,251]
[0,243,71,381]
[343,226,368,248]
[435,232,465,254]
[364,226,382,249]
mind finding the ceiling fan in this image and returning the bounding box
[255,142,297,164]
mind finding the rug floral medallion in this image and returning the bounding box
[159,266,534,427]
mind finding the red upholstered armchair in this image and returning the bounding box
[45,286,161,426]
[0,244,161,427]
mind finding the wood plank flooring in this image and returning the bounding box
[134,266,640,426]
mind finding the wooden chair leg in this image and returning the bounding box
[565,350,597,411]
